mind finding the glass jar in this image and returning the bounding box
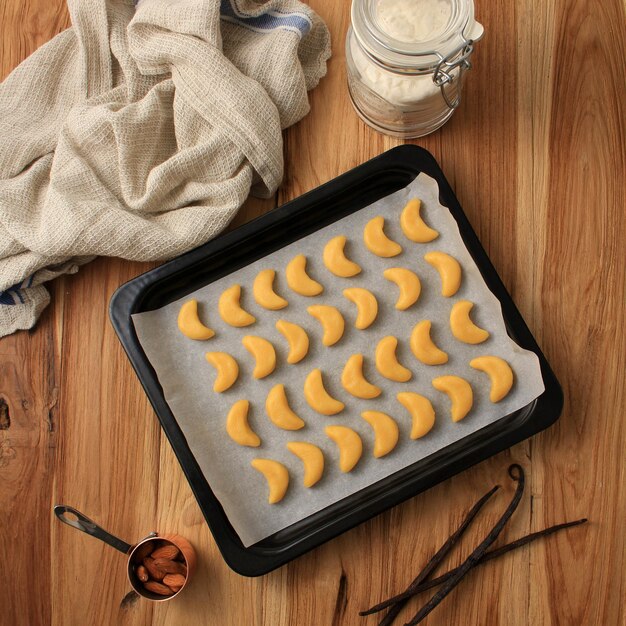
[346,0,484,138]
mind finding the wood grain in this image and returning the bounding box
[1,0,624,625]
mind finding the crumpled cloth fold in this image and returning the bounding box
[0,0,330,337]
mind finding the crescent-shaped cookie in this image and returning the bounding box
[424,251,462,297]
[205,351,239,392]
[265,384,305,430]
[218,285,256,327]
[251,459,289,504]
[275,319,309,364]
[450,300,489,344]
[304,369,345,415]
[400,198,439,243]
[323,236,362,277]
[363,216,402,257]
[361,411,399,458]
[432,375,473,422]
[410,320,449,365]
[177,299,215,340]
[253,269,288,310]
[325,425,363,472]
[383,268,421,310]
[285,255,324,296]
[396,392,436,439]
[307,305,345,346]
[226,400,261,447]
[470,356,514,402]
[343,287,378,329]
[287,442,324,488]
[242,335,276,379]
[375,336,412,382]
[341,354,382,399]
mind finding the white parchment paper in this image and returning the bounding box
[132,173,545,547]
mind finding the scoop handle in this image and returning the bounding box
[54,504,132,555]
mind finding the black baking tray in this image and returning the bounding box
[109,145,562,576]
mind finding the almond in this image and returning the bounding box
[153,558,187,576]
[143,581,173,596]
[143,556,166,581]
[136,565,149,583]
[151,543,180,560]
[163,573,186,589]
[132,542,154,562]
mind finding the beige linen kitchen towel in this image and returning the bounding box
[0,0,330,337]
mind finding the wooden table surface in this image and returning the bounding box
[2,1,625,625]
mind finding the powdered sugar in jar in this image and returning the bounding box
[346,0,484,137]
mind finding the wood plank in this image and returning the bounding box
[532,0,626,623]
[0,0,70,79]
[0,286,62,625]
[0,2,69,625]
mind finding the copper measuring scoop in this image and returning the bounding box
[54,505,196,601]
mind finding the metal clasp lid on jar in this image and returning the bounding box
[432,37,476,109]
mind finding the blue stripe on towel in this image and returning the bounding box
[0,289,19,305]
[220,0,312,36]
[0,293,15,305]
[0,275,33,305]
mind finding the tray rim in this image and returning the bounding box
[109,144,563,576]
